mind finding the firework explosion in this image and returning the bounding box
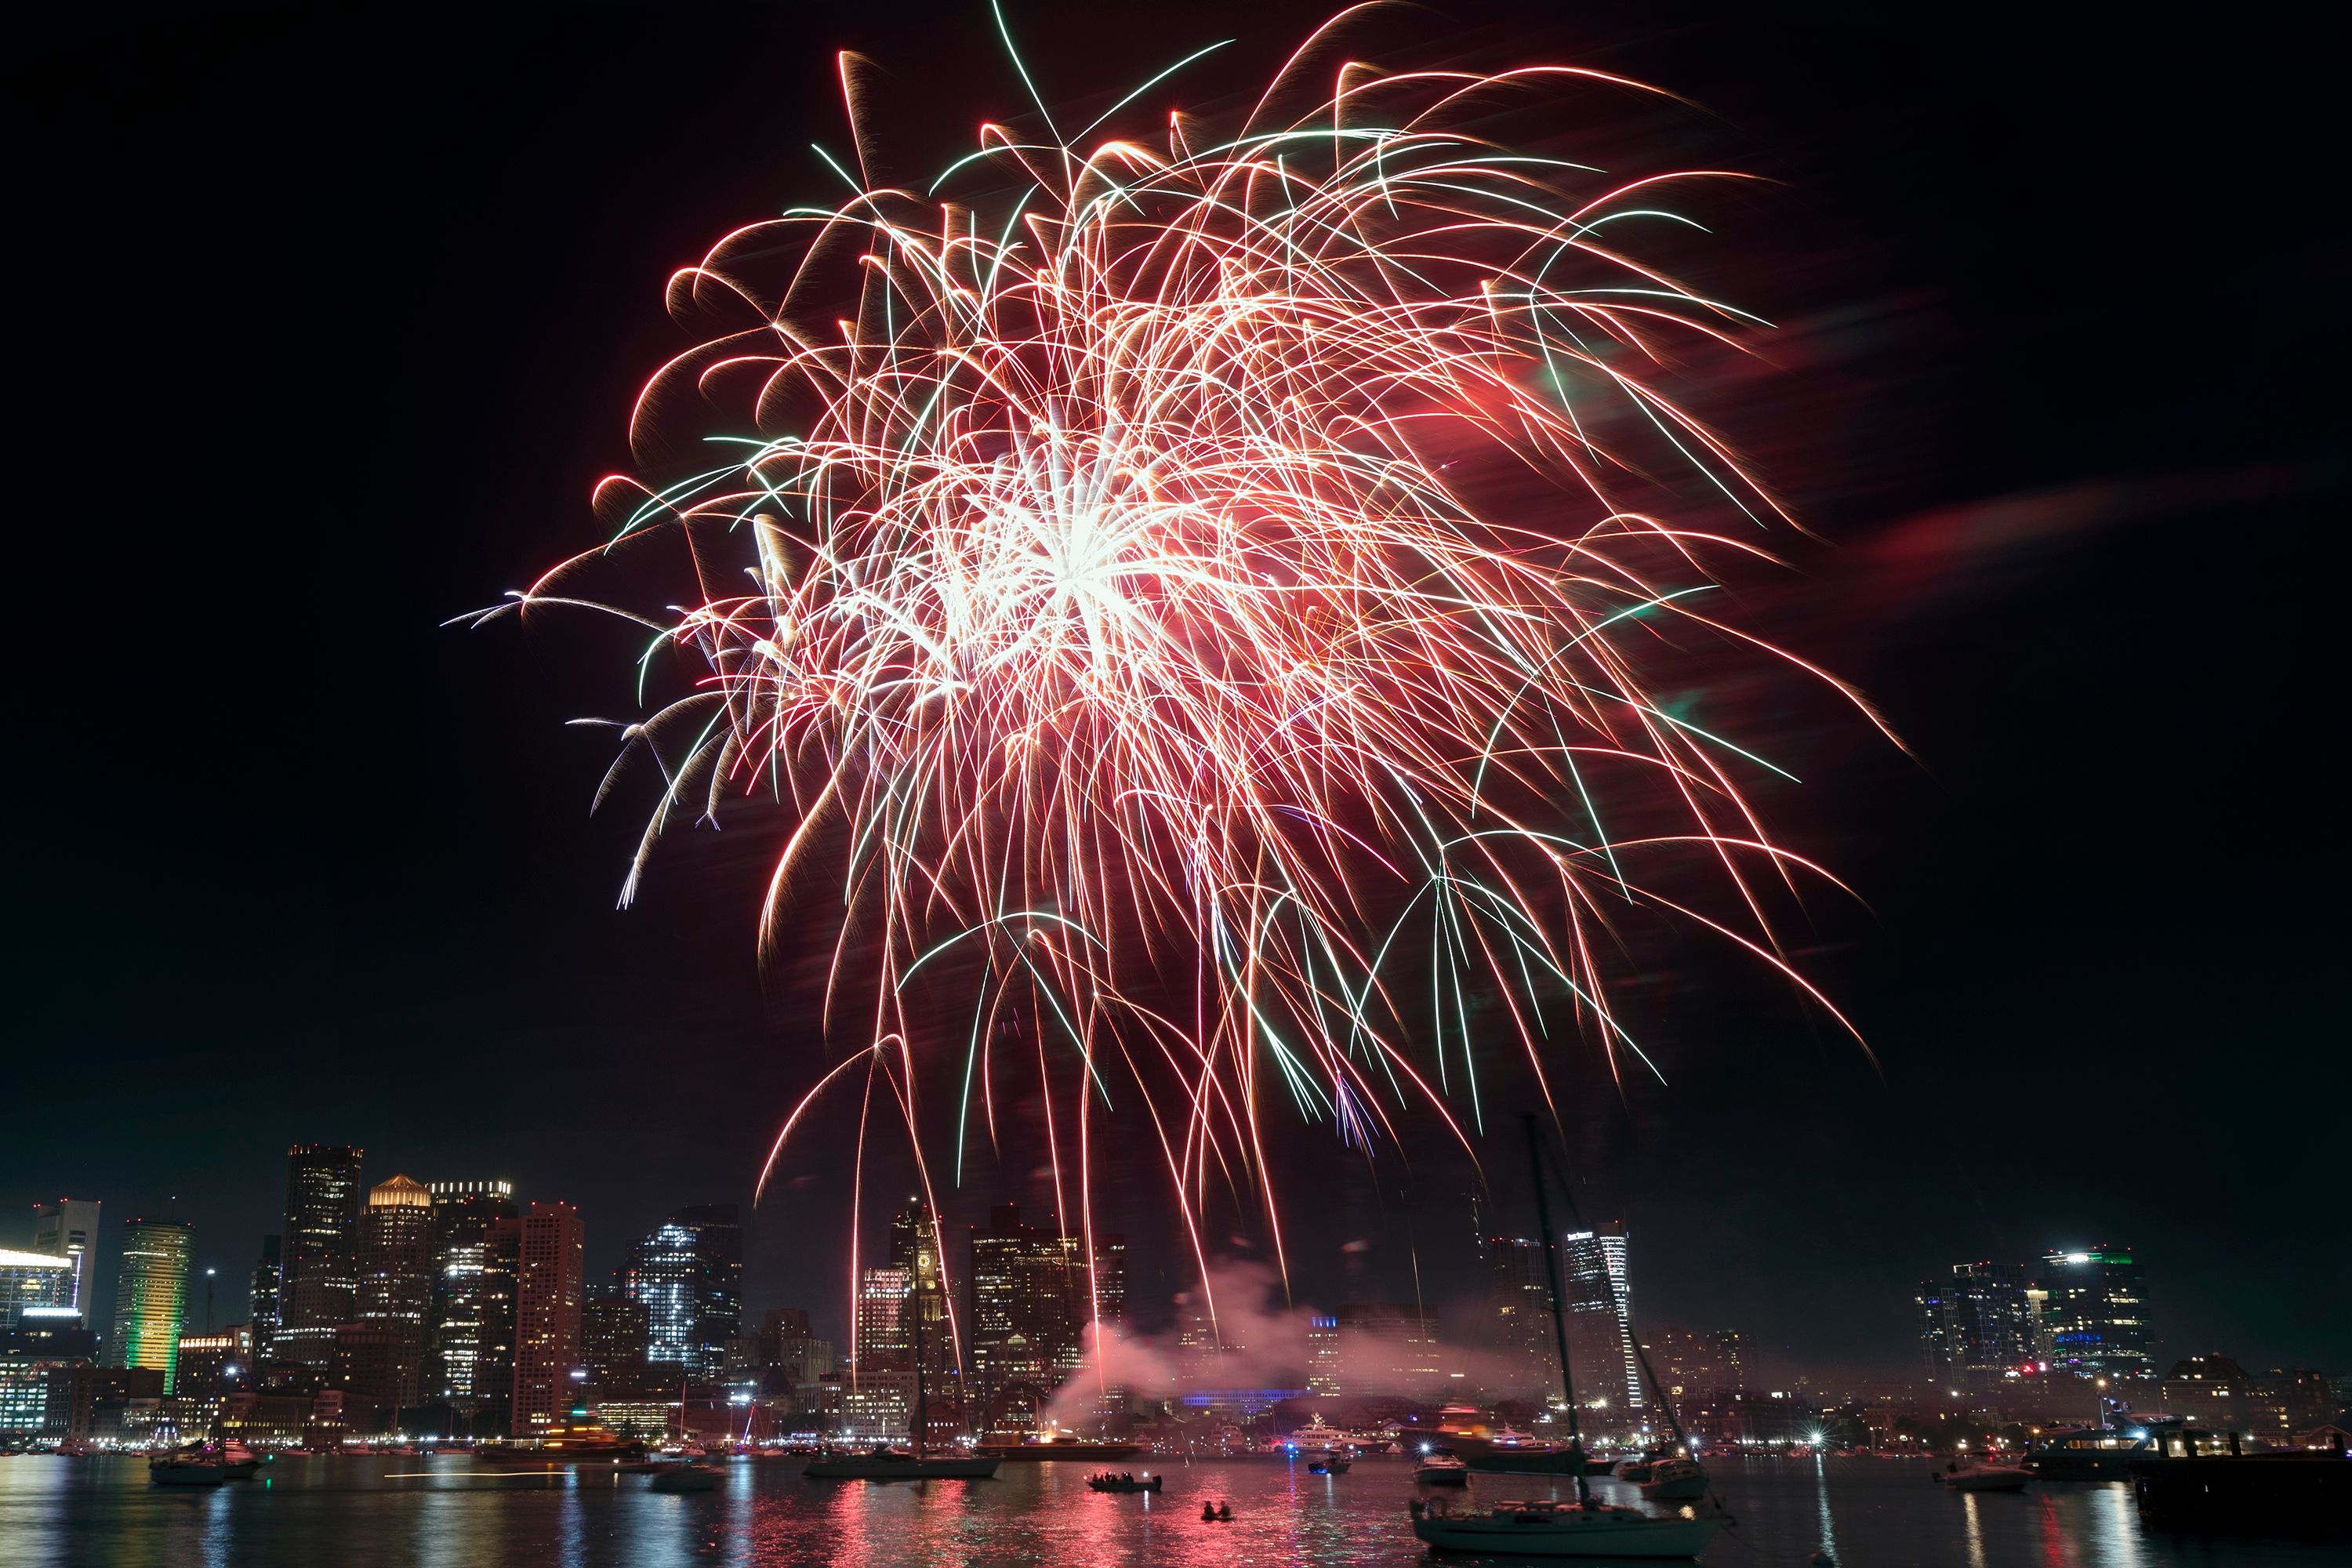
[472,6,1882,1342]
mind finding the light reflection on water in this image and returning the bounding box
[0,1452,2338,1568]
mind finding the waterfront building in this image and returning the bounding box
[278,1145,365,1369]
[2038,1246,2154,1381]
[967,1202,1088,1413]
[1305,1314,1342,1397]
[107,1218,194,1393]
[512,1202,584,1432]
[474,1217,521,1434]
[670,1205,743,1380]
[1918,1261,2042,1391]
[2161,1354,2256,1428]
[175,1323,253,1398]
[0,1359,49,1436]
[0,1247,76,1329]
[582,1284,651,1382]
[620,1219,699,1373]
[752,1305,836,1391]
[30,1198,101,1316]
[248,1236,281,1363]
[847,1263,913,1439]
[356,1174,435,1414]
[1487,1236,1555,1400]
[1560,1227,1645,1432]
[1334,1302,1446,1400]
[424,1180,517,1404]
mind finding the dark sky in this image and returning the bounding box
[13,2,2345,1382]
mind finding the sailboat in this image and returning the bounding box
[805,1269,1000,1481]
[1408,1116,1719,1561]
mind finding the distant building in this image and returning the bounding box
[1334,1303,1445,1400]
[357,1174,435,1414]
[670,1206,743,1381]
[2038,1247,2154,1381]
[107,1219,194,1393]
[582,1286,651,1386]
[2161,1355,2255,1428]
[424,1181,517,1406]
[1918,1261,2041,1391]
[1488,1236,1555,1401]
[621,1220,699,1375]
[474,1217,521,1434]
[1560,1228,1644,1432]
[1305,1314,1342,1397]
[511,1203,584,1432]
[848,1263,913,1439]
[248,1236,281,1363]
[0,1247,76,1330]
[967,1203,1087,1414]
[887,1202,956,1392]
[175,1323,253,1398]
[31,1198,101,1316]
[278,1145,365,1370]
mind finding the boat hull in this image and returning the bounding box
[1413,1511,1719,1559]
[975,1441,1140,1462]
[1464,1450,1614,1477]
[1940,1467,2031,1494]
[1639,1476,1709,1501]
[150,1465,227,1486]
[649,1468,723,1492]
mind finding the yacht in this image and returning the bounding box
[1938,1459,2032,1493]
[1410,1496,1719,1559]
[804,1443,1000,1480]
[1413,1450,1472,1486]
[149,1454,228,1486]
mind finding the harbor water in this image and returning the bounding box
[0,1450,2338,1568]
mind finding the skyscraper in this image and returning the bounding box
[2038,1246,2154,1381]
[278,1145,364,1369]
[0,1247,76,1328]
[619,1204,744,1381]
[1488,1236,1555,1400]
[249,1236,281,1364]
[1560,1227,1644,1431]
[670,1205,743,1380]
[512,1202,584,1432]
[967,1203,1088,1410]
[474,1217,521,1434]
[1918,1261,2040,1390]
[31,1198,101,1316]
[887,1200,956,1390]
[581,1286,650,1385]
[107,1218,194,1393]
[847,1263,913,1439]
[424,1181,517,1403]
[357,1174,435,1414]
[1334,1303,1446,1399]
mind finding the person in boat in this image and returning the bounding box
[1566,1435,1592,1507]
[1202,1500,1217,1521]
[1216,1501,1232,1521]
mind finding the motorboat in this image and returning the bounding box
[804,1444,1001,1480]
[649,1460,724,1493]
[1938,1460,2031,1493]
[1410,1497,1720,1559]
[1308,1453,1351,1475]
[150,1454,228,1486]
[1085,1470,1163,1493]
[1414,1450,1472,1486]
[1639,1458,1710,1501]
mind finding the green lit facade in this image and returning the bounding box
[110,1218,194,1393]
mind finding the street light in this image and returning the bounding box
[2093,1377,2108,1432]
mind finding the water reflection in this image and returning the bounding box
[2,1452,2343,1568]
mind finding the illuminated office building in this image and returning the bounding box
[1488,1236,1555,1400]
[619,1205,742,1381]
[357,1174,435,1413]
[1,1247,76,1329]
[474,1218,521,1433]
[1334,1303,1445,1399]
[967,1203,1088,1409]
[31,1198,101,1315]
[107,1218,194,1393]
[249,1236,281,1363]
[1560,1227,1644,1431]
[846,1263,913,1440]
[1918,1261,2040,1390]
[278,1145,364,1369]
[887,1201,956,1390]
[2038,1246,2154,1381]
[512,1203,583,1432]
[425,1181,517,1402]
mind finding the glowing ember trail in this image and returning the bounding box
[470,6,1885,1348]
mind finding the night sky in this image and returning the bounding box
[13,2,2345,1381]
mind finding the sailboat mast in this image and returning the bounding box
[1524,1114,1581,1440]
[910,1268,927,1457]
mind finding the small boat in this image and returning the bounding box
[1639,1458,1710,1501]
[804,1444,1002,1480]
[1618,1455,1658,1484]
[1939,1460,2031,1493]
[1085,1471,1163,1493]
[1414,1450,1472,1486]
[150,1456,228,1486]
[649,1460,723,1493]
[1308,1454,1351,1475]
[1410,1497,1720,1559]
[216,1441,264,1479]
